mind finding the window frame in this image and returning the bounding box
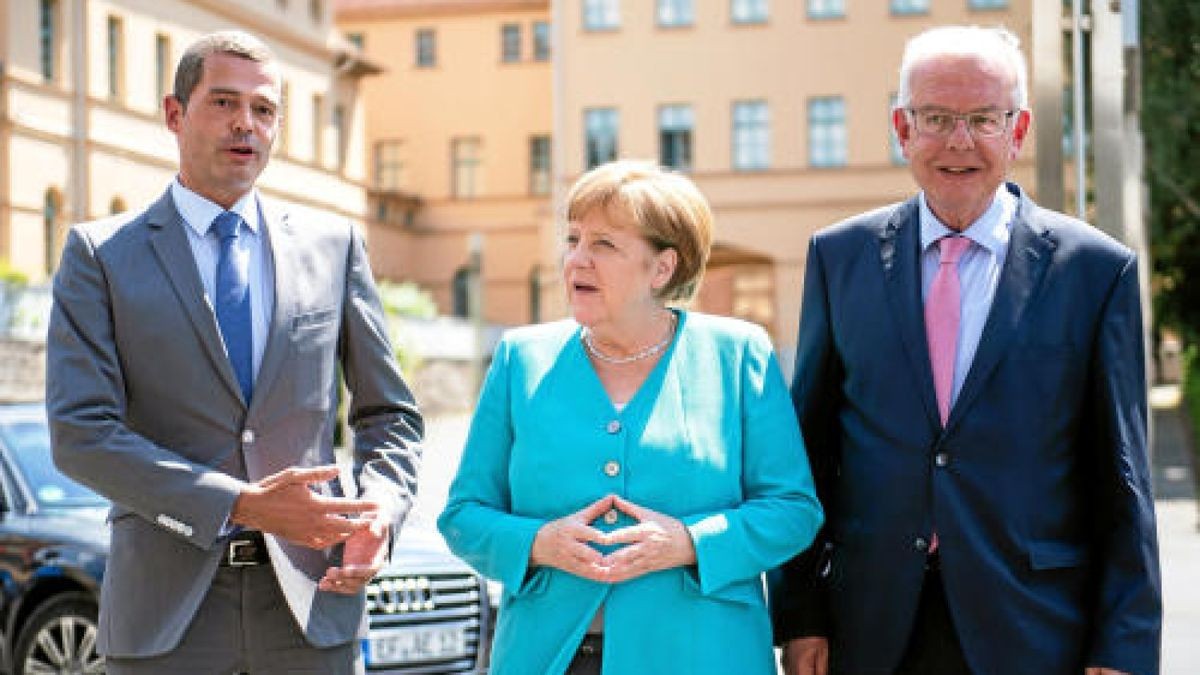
[583,0,621,31]
[584,108,619,169]
[730,0,769,25]
[415,28,436,68]
[501,23,522,62]
[658,104,694,171]
[808,96,848,168]
[732,100,770,171]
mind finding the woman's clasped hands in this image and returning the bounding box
[529,494,698,583]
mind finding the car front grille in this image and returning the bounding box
[364,571,485,673]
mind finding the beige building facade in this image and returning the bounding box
[552,0,1034,358]
[0,0,377,282]
[338,0,551,325]
[339,1,1062,359]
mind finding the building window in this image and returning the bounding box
[312,94,324,165]
[416,29,436,67]
[501,24,521,62]
[155,34,171,103]
[332,104,346,169]
[658,0,694,27]
[659,104,693,171]
[309,0,323,23]
[530,135,551,196]
[583,0,620,31]
[40,0,58,82]
[584,108,619,169]
[731,0,768,24]
[732,100,770,171]
[452,267,470,318]
[376,140,405,190]
[969,0,1007,7]
[809,96,847,168]
[533,21,551,61]
[452,137,482,199]
[808,0,844,19]
[889,93,905,165]
[106,16,124,100]
[890,0,929,15]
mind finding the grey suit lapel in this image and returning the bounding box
[249,198,292,416]
[946,187,1055,432]
[146,191,246,405]
[879,198,941,432]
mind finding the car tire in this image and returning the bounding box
[13,592,104,675]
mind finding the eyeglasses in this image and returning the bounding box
[906,108,1017,138]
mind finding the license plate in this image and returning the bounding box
[363,623,470,666]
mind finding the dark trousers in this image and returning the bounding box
[106,565,362,675]
[894,563,973,675]
[565,634,602,675]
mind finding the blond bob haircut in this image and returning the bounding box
[566,160,713,303]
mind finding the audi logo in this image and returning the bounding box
[366,576,436,614]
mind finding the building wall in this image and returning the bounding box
[338,0,551,325]
[1,0,374,281]
[553,0,1033,354]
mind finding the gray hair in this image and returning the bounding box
[173,31,277,108]
[896,26,1028,110]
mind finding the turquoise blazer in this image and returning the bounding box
[438,311,822,675]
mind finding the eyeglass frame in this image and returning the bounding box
[903,107,1020,139]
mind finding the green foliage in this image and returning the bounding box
[1183,347,1200,490]
[377,280,437,320]
[376,280,436,377]
[1143,3,1200,344]
[0,260,28,286]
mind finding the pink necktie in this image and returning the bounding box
[925,235,970,555]
[925,236,972,426]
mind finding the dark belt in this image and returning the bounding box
[220,531,270,567]
[576,634,603,657]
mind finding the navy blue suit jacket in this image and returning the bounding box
[769,184,1161,675]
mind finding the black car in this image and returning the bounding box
[0,404,492,675]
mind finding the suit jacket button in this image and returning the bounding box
[935,452,949,467]
[241,430,255,445]
[605,420,621,434]
[914,537,930,552]
[603,460,621,477]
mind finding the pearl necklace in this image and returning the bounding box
[583,313,677,365]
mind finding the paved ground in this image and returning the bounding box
[418,385,1200,673]
[1151,385,1200,675]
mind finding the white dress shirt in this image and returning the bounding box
[919,185,1017,409]
[170,178,275,382]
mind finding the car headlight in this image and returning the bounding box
[486,580,502,609]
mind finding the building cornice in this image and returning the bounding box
[337,0,548,22]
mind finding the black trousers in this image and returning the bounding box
[565,634,602,675]
[894,562,973,675]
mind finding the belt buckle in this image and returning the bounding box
[228,538,257,567]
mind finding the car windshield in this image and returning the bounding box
[0,420,107,508]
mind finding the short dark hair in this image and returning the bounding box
[173,31,277,108]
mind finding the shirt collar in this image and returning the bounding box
[918,185,1016,258]
[170,178,261,238]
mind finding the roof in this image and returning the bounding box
[336,0,548,20]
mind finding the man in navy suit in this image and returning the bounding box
[769,26,1160,675]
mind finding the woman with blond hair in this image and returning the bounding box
[439,160,822,675]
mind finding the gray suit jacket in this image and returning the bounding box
[46,189,423,658]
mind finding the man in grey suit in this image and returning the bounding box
[46,31,422,673]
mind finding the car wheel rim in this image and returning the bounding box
[23,615,103,675]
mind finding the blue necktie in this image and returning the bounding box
[212,211,253,403]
